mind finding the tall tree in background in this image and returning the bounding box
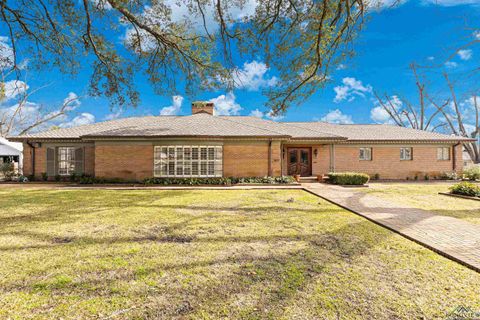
[374,64,479,164]
[0,0,372,121]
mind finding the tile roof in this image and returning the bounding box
[8,113,473,142]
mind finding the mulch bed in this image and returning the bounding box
[439,192,480,202]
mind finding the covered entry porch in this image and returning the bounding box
[281,143,334,177]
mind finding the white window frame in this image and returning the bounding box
[437,147,450,161]
[359,147,372,161]
[400,147,412,161]
[154,145,223,178]
[57,147,76,176]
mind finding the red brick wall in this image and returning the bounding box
[223,141,272,177]
[21,144,46,178]
[94,144,153,181]
[84,146,95,176]
[332,144,462,179]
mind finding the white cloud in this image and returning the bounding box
[427,56,435,61]
[445,61,458,68]
[458,49,473,61]
[320,109,353,124]
[266,110,284,121]
[59,113,95,128]
[370,95,403,124]
[474,30,480,39]
[249,109,264,118]
[233,61,278,91]
[333,77,372,103]
[367,0,406,9]
[104,109,123,121]
[91,0,112,10]
[2,80,29,101]
[63,92,81,111]
[0,36,13,71]
[336,64,347,70]
[160,95,184,116]
[209,92,242,116]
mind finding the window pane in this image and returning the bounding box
[200,147,207,160]
[289,150,297,163]
[168,147,175,160]
[184,162,191,175]
[176,161,183,175]
[208,162,215,175]
[201,162,207,175]
[192,162,199,175]
[176,147,183,160]
[192,147,199,160]
[168,162,175,175]
[184,147,191,160]
[208,147,215,160]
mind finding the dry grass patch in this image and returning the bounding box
[0,188,479,319]
[364,182,480,225]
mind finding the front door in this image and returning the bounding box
[287,148,312,176]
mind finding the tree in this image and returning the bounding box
[0,0,370,116]
[374,64,480,164]
[0,80,80,136]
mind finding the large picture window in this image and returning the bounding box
[154,145,223,177]
[58,147,76,175]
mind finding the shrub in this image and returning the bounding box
[54,175,61,182]
[463,166,480,181]
[41,172,48,181]
[0,162,14,181]
[440,171,458,180]
[449,182,480,198]
[143,176,296,186]
[424,174,430,181]
[373,173,380,180]
[327,172,370,185]
[70,172,77,182]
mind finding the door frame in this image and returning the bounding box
[286,147,312,176]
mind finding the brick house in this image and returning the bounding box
[8,102,474,181]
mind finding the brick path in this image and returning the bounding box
[304,183,480,273]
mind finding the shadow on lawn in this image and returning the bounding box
[1,218,390,319]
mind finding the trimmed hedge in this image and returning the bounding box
[327,172,370,185]
[143,176,296,186]
[449,182,480,198]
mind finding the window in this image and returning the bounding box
[58,147,76,175]
[400,147,412,161]
[437,147,450,160]
[359,147,372,161]
[154,145,223,177]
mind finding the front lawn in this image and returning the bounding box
[0,188,479,319]
[364,182,480,225]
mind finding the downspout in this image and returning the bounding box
[26,141,35,178]
[452,142,460,172]
[268,139,273,176]
[329,144,335,172]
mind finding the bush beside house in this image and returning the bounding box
[327,172,370,185]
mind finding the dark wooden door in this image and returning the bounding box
[287,148,312,176]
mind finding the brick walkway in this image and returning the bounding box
[304,183,480,273]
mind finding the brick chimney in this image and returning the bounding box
[191,101,214,115]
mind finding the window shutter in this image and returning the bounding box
[46,148,55,177]
[74,147,84,175]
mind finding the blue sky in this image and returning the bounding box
[2,0,480,129]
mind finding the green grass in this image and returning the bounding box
[0,188,479,319]
[363,182,480,225]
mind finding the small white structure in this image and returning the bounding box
[0,137,23,173]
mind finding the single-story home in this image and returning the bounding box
[8,101,474,180]
[0,137,23,173]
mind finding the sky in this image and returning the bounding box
[1,0,480,131]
